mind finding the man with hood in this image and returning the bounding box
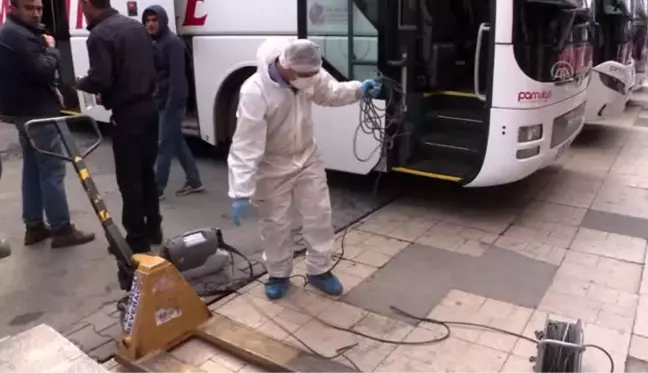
[0,0,96,248]
[228,38,382,300]
[76,0,162,253]
[142,5,204,199]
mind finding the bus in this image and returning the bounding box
[632,0,648,89]
[585,0,636,121]
[16,0,592,187]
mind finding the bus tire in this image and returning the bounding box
[213,66,256,155]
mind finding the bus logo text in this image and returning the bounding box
[517,90,552,102]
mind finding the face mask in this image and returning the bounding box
[291,76,318,90]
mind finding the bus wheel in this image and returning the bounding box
[213,67,255,155]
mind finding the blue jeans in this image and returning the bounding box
[16,121,70,231]
[155,106,201,190]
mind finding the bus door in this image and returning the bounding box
[298,0,495,182]
[297,0,386,175]
[385,0,496,183]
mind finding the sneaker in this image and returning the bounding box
[24,223,51,246]
[176,182,204,196]
[264,277,290,300]
[51,224,96,249]
[158,189,166,201]
[306,271,343,296]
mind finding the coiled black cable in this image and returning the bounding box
[353,74,407,163]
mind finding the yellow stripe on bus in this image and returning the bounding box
[423,91,478,98]
[60,109,81,116]
[392,167,462,182]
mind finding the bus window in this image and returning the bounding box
[591,0,633,64]
[304,0,378,81]
[513,0,593,83]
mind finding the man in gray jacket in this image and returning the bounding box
[142,5,204,200]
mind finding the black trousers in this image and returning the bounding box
[111,102,161,253]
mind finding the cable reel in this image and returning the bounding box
[533,319,585,373]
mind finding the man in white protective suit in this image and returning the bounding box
[227,38,382,300]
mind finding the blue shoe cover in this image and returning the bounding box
[264,277,290,300]
[307,272,343,296]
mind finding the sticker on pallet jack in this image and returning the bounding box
[123,275,141,333]
[155,307,181,325]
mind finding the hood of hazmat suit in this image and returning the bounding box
[227,38,363,200]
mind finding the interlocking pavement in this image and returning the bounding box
[103,94,648,372]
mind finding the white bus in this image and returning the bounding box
[585,0,636,121]
[20,0,592,187]
[632,0,648,89]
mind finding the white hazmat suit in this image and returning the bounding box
[228,38,364,278]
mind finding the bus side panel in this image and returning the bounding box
[468,89,586,187]
[192,35,384,174]
[311,102,384,174]
[191,36,269,145]
[177,0,296,35]
[490,45,589,109]
[70,36,112,122]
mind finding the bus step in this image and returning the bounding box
[401,156,476,181]
[419,133,483,155]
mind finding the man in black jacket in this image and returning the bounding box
[142,5,203,200]
[76,0,162,253]
[0,0,95,248]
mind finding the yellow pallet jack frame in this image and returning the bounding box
[24,115,349,373]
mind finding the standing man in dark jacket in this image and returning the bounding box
[142,5,203,200]
[0,0,95,248]
[76,0,162,253]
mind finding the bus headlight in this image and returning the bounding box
[518,124,543,143]
[599,73,626,94]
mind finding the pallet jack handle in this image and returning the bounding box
[24,115,136,290]
[24,115,102,161]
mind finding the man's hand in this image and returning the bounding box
[360,78,382,98]
[42,34,55,48]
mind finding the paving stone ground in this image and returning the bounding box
[104,89,648,372]
[0,122,399,362]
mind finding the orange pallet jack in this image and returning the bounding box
[24,115,350,372]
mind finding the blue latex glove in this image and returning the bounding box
[231,198,251,226]
[360,78,382,98]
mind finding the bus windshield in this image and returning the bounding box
[632,0,648,66]
[592,0,634,63]
[513,0,593,83]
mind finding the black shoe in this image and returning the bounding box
[149,226,163,245]
[51,224,96,249]
[24,223,51,246]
